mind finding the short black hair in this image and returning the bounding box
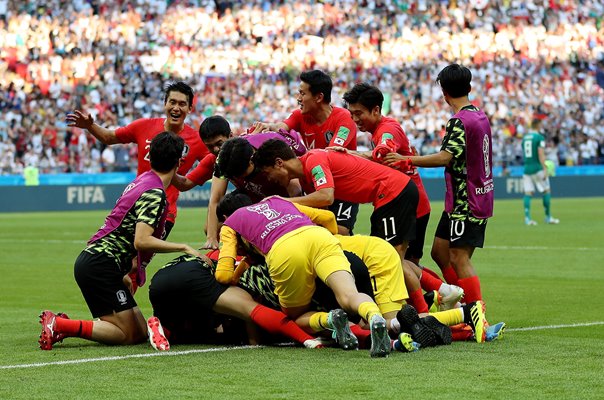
[216,137,255,179]
[300,70,332,103]
[164,81,194,107]
[436,64,472,98]
[342,82,384,111]
[149,131,185,172]
[216,192,254,222]
[200,115,231,141]
[252,139,296,169]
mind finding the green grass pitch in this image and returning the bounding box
[0,198,603,399]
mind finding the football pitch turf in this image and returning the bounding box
[1,197,602,399]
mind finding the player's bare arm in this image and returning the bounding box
[538,146,548,177]
[250,121,289,134]
[286,178,303,197]
[287,187,335,208]
[203,176,229,249]
[384,150,452,168]
[66,110,120,145]
[134,222,200,257]
[170,173,196,192]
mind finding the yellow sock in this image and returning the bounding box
[431,308,463,326]
[309,312,330,332]
[357,301,381,323]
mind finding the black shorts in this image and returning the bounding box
[328,200,359,233]
[434,211,488,248]
[406,212,430,261]
[163,220,175,239]
[148,259,229,344]
[74,250,136,318]
[370,181,418,246]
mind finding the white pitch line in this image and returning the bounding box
[507,321,604,332]
[2,322,603,370]
[0,345,261,370]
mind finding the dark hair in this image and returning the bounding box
[200,115,231,141]
[300,70,332,103]
[436,64,472,98]
[216,192,254,222]
[149,131,185,172]
[216,137,255,179]
[252,139,296,169]
[164,81,194,107]
[342,82,384,111]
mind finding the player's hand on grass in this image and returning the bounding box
[66,110,94,129]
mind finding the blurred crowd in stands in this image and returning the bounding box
[1,0,603,175]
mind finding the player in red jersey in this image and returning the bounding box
[66,81,210,237]
[251,70,359,234]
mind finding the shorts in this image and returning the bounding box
[163,220,175,239]
[370,181,418,246]
[148,259,229,344]
[434,211,488,248]
[266,226,351,309]
[406,212,430,261]
[328,200,359,233]
[74,250,136,318]
[337,235,407,315]
[523,170,550,194]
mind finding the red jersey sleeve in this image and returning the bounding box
[302,151,335,191]
[283,110,303,132]
[115,119,152,144]
[328,117,357,149]
[186,154,216,185]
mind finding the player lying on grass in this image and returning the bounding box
[215,192,391,357]
[146,254,326,351]
[38,132,201,350]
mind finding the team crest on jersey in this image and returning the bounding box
[247,203,281,220]
[182,144,190,159]
[311,165,327,186]
[333,126,350,146]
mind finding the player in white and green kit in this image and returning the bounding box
[521,119,559,225]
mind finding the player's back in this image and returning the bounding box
[522,132,544,174]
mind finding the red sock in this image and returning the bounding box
[450,323,474,341]
[349,324,371,349]
[419,271,443,291]
[441,264,459,285]
[55,318,93,340]
[407,288,429,314]
[457,276,482,303]
[250,305,313,344]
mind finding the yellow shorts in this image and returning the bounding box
[336,234,407,314]
[267,226,351,309]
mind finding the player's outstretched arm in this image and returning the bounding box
[170,173,196,192]
[287,187,335,208]
[66,110,120,145]
[134,222,200,257]
[203,176,229,249]
[250,121,289,134]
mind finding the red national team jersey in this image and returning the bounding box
[299,150,410,209]
[115,118,210,222]
[373,116,431,217]
[283,106,357,150]
[186,153,216,185]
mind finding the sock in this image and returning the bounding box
[450,323,474,341]
[357,301,381,323]
[308,312,331,332]
[349,324,371,349]
[524,195,531,219]
[407,288,429,314]
[250,305,313,344]
[457,276,482,303]
[421,267,442,281]
[430,308,463,326]
[55,318,93,339]
[389,318,400,334]
[419,271,443,292]
[441,264,459,285]
[543,193,551,218]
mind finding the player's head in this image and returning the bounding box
[149,131,185,173]
[531,118,543,131]
[297,70,332,114]
[436,64,472,101]
[163,81,194,126]
[252,139,296,187]
[200,116,232,156]
[216,192,254,222]
[342,82,384,133]
[216,137,256,179]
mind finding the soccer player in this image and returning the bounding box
[66,81,210,237]
[341,82,431,266]
[251,70,359,235]
[147,254,324,350]
[215,192,391,357]
[38,132,201,351]
[382,64,494,310]
[522,118,559,225]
